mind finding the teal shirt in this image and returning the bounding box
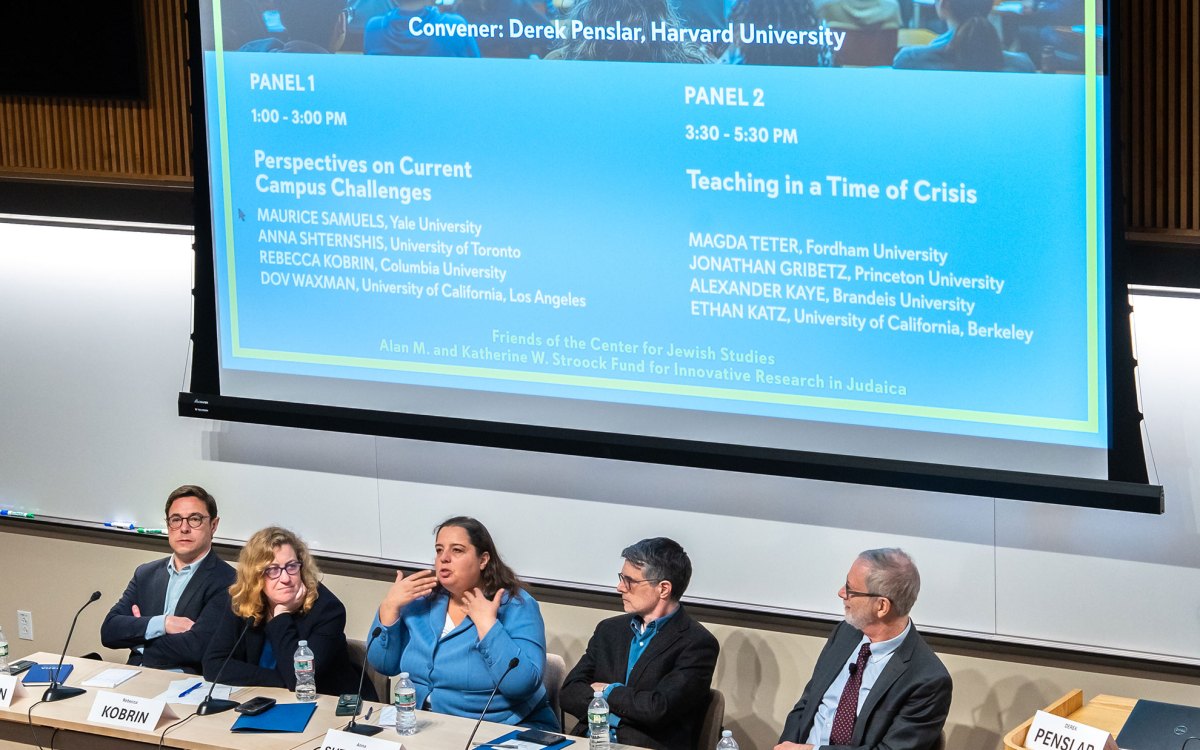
[602,608,680,732]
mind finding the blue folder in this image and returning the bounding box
[230,702,318,733]
[22,664,73,686]
[479,729,574,750]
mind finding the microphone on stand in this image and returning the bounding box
[43,591,101,702]
[346,626,384,736]
[197,616,253,716]
[462,657,520,750]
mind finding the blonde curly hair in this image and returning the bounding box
[229,526,321,625]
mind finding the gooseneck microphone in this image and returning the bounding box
[197,616,253,716]
[346,626,384,736]
[43,590,101,702]
[462,657,520,750]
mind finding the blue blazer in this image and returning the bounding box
[367,589,557,730]
[100,552,235,673]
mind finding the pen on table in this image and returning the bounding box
[471,744,517,748]
[364,706,374,722]
[0,510,35,519]
[179,681,203,698]
[105,521,136,530]
[136,527,168,535]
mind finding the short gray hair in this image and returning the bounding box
[621,537,692,600]
[859,548,920,617]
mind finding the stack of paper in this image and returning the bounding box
[81,668,140,688]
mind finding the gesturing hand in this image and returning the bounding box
[379,569,438,625]
[462,587,504,639]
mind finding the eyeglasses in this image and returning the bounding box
[166,513,210,529]
[841,580,888,600]
[617,573,662,588]
[263,561,302,579]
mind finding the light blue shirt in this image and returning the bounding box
[142,552,207,642]
[805,620,912,748]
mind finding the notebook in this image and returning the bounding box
[22,664,73,686]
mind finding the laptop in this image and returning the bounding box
[1117,699,1200,750]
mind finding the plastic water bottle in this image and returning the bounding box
[717,729,740,750]
[0,625,8,674]
[393,671,417,735]
[293,640,316,701]
[588,690,610,750]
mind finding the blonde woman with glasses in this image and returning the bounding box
[203,526,373,699]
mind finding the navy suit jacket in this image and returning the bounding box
[780,621,951,750]
[561,606,719,750]
[202,583,373,699]
[100,552,235,674]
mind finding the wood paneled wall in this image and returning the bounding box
[0,0,190,182]
[0,0,1197,237]
[1120,0,1199,238]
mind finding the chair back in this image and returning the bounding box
[697,688,725,750]
[346,638,389,704]
[543,653,567,728]
[836,27,900,66]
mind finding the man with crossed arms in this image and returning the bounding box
[776,548,952,750]
[101,485,235,673]
[561,537,719,750]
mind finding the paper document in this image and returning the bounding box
[81,668,140,688]
[154,678,234,705]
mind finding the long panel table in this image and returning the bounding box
[0,653,620,750]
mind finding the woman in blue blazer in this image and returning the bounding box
[367,516,558,731]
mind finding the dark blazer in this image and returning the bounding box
[561,606,719,750]
[100,552,236,674]
[202,583,374,699]
[779,621,952,750]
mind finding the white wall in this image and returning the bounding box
[2,220,1200,748]
[4,526,1200,750]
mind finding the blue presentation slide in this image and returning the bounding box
[203,6,1107,450]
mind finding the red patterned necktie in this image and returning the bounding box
[828,643,872,745]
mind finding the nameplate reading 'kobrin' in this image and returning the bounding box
[321,728,403,750]
[0,675,27,708]
[1024,710,1117,750]
[87,691,178,732]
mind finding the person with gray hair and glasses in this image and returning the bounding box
[561,537,719,750]
[776,548,952,750]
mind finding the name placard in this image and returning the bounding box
[1025,710,1117,750]
[0,675,27,708]
[87,691,178,732]
[319,728,403,750]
